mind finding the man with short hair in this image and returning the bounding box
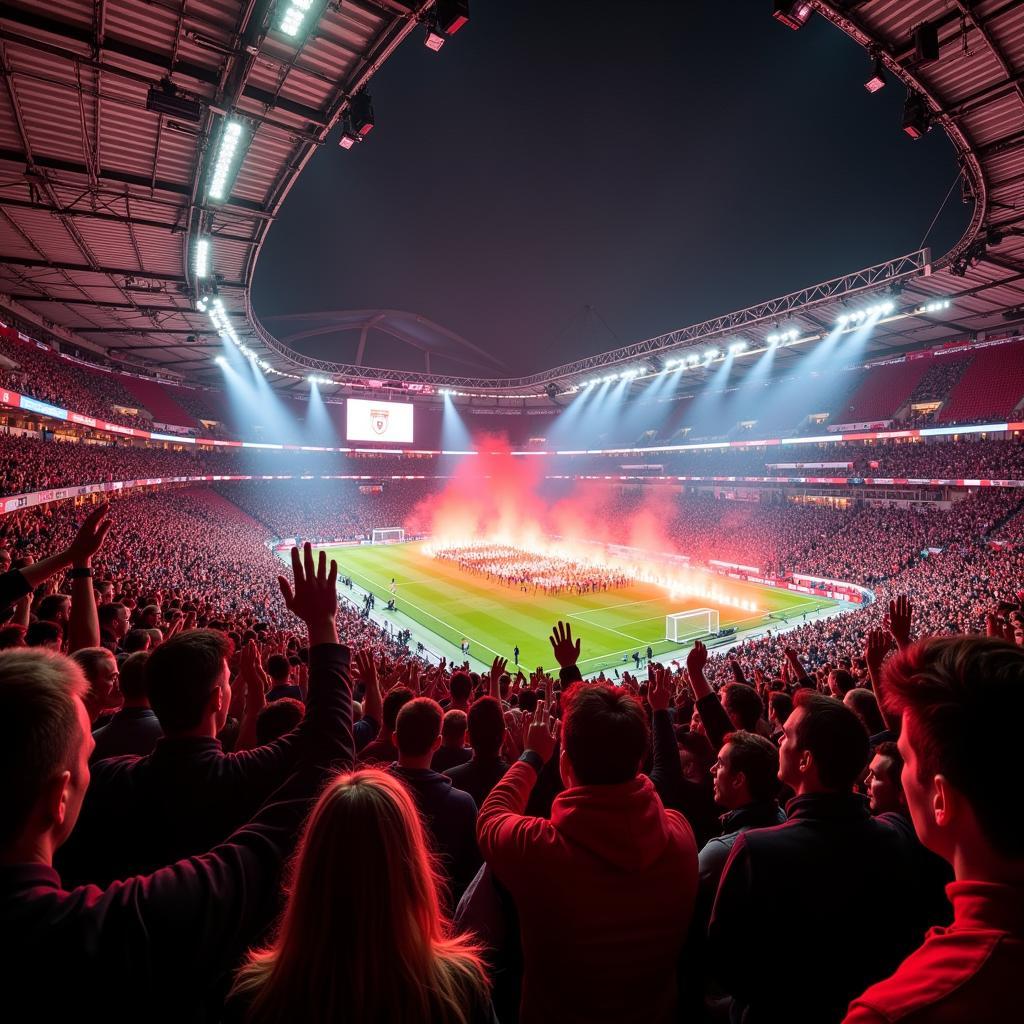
[98,602,129,652]
[709,691,940,1023]
[265,653,301,702]
[445,696,510,808]
[698,731,784,900]
[71,647,121,725]
[91,651,162,761]
[432,708,472,772]
[0,543,354,1021]
[35,593,71,629]
[57,545,353,887]
[866,740,905,817]
[845,636,1023,1023]
[478,622,698,1023]
[389,696,480,902]
[448,670,472,712]
[122,628,151,655]
[25,620,62,650]
[358,685,414,765]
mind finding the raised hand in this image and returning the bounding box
[353,648,378,690]
[549,620,581,668]
[686,639,708,678]
[490,655,508,699]
[864,627,893,674]
[648,664,671,712]
[277,543,338,645]
[524,699,559,763]
[888,595,913,650]
[67,503,111,566]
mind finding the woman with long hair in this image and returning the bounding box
[226,769,492,1023]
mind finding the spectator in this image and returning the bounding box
[477,622,698,1023]
[390,697,480,905]
[225,770,492,1023]
[0,543,353,1021]
[98,602,129,652]
[359,685,414,766]
[445,696,510,809]
[57,546,349,887]
[70,646,121,725]
[265,654,301,702]
[255,698,305,746]
[709,691,943,1023]
[698,731,784,905]
[846,636,1024,1022]
[432,709,472,772]
[90,651,162,761]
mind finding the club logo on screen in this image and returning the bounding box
[371,409,390,435]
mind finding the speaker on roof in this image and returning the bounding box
[913,21,939,63]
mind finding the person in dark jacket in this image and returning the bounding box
[709,691,946,1024]
[389,697,480,905]
[432,708,472,772]
[698,730,785,907]
[446,696,509,808]
[57,549,373,888]
[0,542,354,1023]
[90,650,162,761]
[358,684,414,765]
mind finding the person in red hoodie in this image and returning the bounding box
[844,634,1024,1023]
[477,621,698,1024]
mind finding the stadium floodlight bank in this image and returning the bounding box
[371,528,406,545]
[666,608,719,643]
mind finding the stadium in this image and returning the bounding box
[1,2,1022,1021]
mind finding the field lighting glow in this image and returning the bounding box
[208,120,244,201]
[193,237,210,279]
[837,300,895,326]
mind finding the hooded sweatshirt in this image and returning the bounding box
[477,756,697,1024]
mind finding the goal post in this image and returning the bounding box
[371,528,405,545]
[666,608,720,644]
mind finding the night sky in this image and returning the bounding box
[253,2,970,377]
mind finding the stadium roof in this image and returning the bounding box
[1,1,1023,398]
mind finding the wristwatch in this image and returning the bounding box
[68,567,94,579]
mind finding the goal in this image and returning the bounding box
[666,608,719,644]
[371,528,405,545]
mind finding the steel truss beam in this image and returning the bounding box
[249,250,932,390]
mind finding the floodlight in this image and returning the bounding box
[729,340,748,354]
[214,355,227,367]
[279,0,316,39]
[208,119,245,200]
[704,348,719,361]
[193,237,210,279]
[865,55,886,93]
[902,91,930,139]
[773,1,812,31]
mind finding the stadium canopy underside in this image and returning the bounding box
[0,1,1023,400]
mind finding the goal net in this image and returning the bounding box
[666,608,720,643]
[371,528,405,545]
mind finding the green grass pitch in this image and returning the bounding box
[324,541,838,676]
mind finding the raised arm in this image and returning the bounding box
[864,627,901,737]
[549,620,583,685]
[687,641,733,751]
[65,505,111,653]
[647,664,684,807]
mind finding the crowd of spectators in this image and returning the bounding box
[0,332,153,430]
[0,485,1019,1021]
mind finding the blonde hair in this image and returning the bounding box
[230,769,489,1023]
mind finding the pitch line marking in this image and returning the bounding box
[336,560,507,662]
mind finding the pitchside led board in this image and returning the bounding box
[345,398,414,444]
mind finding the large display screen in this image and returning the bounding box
[346,398,414,444]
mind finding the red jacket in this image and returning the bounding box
[844,881,1024,1023]
[477,757,697,1024]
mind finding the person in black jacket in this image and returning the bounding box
[389,697,480,906]
[58,551,376,887]
[445,696,510,809]
[708,691,945,1024]
[0,542,354,1023]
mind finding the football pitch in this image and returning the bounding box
[323,541,838,676]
